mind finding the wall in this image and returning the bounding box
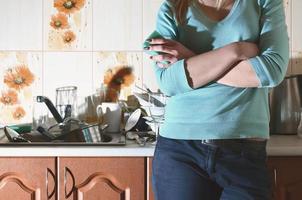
[0,0,301,125]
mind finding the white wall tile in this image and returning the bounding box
[43,52,93,103]
[0,0,42,50]
[93,52,143,101]
[143,0,163,40]
[292,0,302,52]
[44,0,93,51]
[291,0,302,75]
[283,0,292,76]
[93,0,143,51]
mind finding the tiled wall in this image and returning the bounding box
[0,0,301,125]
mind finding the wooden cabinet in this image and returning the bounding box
[0,157,56,200]
[0,157,145,200]
[268,157,302,200]
[1,156,301,200]
[59,157,145,200]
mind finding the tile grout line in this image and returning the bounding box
[91,0,94,93]
[0,50,144,53]
[141,0,144,88]
[42,0,45,96]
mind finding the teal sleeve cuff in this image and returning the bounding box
[171,59,194,94]
[249,57,270,88]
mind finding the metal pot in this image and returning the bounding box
[269,75,302,134]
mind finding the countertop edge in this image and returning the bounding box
[1,135,302,157]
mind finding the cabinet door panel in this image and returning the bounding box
[0,157,56,200]
[268,157,302,200]
[281,181,302,200]
[59,157,145,200]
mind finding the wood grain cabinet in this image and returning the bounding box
[1,156,301,200]
[0,157,145,200]
[268,157,302,200]
[0,157,56,200]
[59,157,145,200]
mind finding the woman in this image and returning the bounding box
[144,0,289,199]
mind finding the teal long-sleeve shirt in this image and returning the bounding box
[152,0,289,139]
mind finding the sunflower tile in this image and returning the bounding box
[93,52,143,101]
[0,52,42,125]
[142,54,159,92]
[44,0,92,51]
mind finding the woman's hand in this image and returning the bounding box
[234,41,259,60]
[146,38,196,68]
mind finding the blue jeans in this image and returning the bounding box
[152,135,271,200]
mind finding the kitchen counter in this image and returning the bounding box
[0,134,301,157]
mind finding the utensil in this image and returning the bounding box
[36,126,56,141]
[126,131,146,146]
[270,75,301,134]
[143,83,153,93]
[4,127,31,143]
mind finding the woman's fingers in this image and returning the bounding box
[148,38,172,45]
[148,45,178,56]
[150,54,178,64]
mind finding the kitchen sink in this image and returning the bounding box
[0,128,126,146]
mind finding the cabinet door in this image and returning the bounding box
[0,157,56,200]
[267,158,279,200]
[268,157,302,200]
[59,157,145,200]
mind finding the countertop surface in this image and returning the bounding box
[0,133,302,157]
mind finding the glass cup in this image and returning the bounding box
[148,92,166,143]
[55,86,78,119]
[32,97,50,131]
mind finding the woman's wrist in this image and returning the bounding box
[221,42,242,63]
[232,41,259,60]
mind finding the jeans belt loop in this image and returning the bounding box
[201,139,211,144]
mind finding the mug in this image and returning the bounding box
[97,103,121,133]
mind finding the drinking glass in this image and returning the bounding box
[55,86,78,119]
[148,92,166,142]
[32,97,50,130]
